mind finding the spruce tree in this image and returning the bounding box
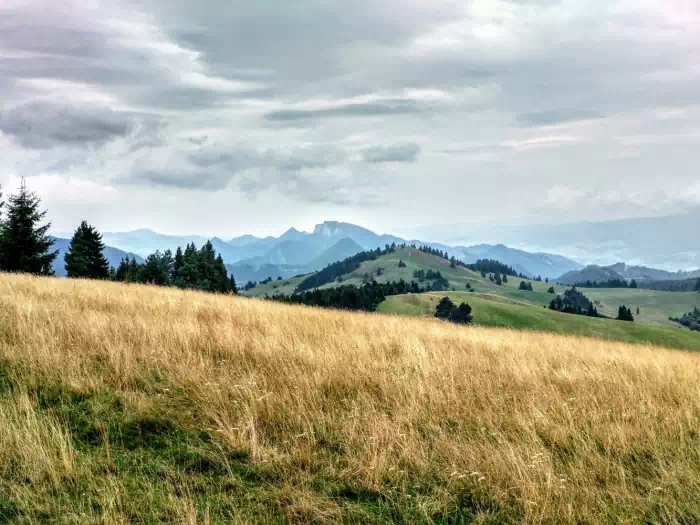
[64,221,110,279]
[0,179,58,275]
[695,278,700,292]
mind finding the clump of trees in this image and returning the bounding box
[413,269,450,291]
[270,279,424,312]
[519,281,533,291]
[114,241,236,293]
[467,259,525,278]
[0,180,58,275]
[434,297,473,325]
[549,287,600,317]
[670,307,700,332]
[547,286,556,294]
[398,260,407,268]
[616,305,634,322]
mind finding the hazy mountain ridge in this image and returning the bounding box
[99,221,583,283]
[426,211,700,271]
[557,262,700,285]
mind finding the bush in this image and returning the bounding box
[519,281,533,291]
[435,297,455,320]
[435,297,473,325]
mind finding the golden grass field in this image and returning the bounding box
[1,273,700,523]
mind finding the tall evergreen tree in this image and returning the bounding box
[64,221,110,279]
[0,179,58,275]
[695,278,700,292]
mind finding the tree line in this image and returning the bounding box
[269,279,425,312]
[549,287,601,318]
[466,259,527,279]
[670,307,700,332]
[0,180,236,294]
[573,278,638,289]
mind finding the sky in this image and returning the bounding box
[1,0,699,238]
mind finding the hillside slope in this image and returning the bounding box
[246,247,700,343]
[1,274,699,523]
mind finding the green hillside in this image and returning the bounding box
[379,292,700,351]
[241,246,700,349]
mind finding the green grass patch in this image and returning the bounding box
[380,292,700,351]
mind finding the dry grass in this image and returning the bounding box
[1,273,700,523]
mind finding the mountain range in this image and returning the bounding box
[558,263,700,285]
[415,211,700,271]
[89,221,583,284]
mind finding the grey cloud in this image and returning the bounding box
[125,144,351,191]
[361,143,421,163]
[516,109,604,127]
[265,101,422,123]
[0,102,136,149]
[1,0,700,234]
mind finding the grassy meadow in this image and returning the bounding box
[2,273,700,523]
[380,292,700,351]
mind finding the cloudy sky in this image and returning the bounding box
[1,0,699,238]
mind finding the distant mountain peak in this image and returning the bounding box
[313,222,343,237]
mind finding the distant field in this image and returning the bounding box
[380,292,700,351]
[3,274,700,523]
[583,288,699,326]
[242,248,700,342]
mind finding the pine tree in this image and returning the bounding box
[630,279,638,289]
[695,278,700,292]
[64,221,110,279]
[0,179,58,275]
[173,246,184,282]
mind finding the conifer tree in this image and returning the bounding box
[173,246,184,281]
[64,221,110,279]
[0,179,58,275]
